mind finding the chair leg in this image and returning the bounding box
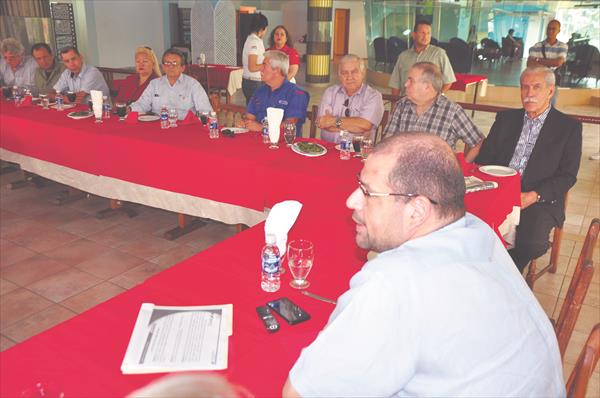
[526,259,537,288]
[548,226,562,274]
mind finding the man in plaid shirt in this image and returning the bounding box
[382,62,484,162]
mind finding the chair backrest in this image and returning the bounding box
[185,64,211,92]
[374,109,390,144]
[386,36,406,64]
[373,37,387,63]
[215,103,246,127]
[382,93,401,115]
[308,104,318,138]
[566,323,600,398]
[97,67,136,97]
[555,218,599,358]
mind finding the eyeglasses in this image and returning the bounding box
[162,61,180,67]
[357,175,438,205]
[343,98,350,117]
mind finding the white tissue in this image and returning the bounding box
[264,200,303,256]
[267,107,284,144]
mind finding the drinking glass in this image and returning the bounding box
[168,108,178,128]
[116,102,127,121]
[1,86,11,99]
[361,138,373,160]
[287,239,314,289]
[199,111,209,125]
[268,126,280,150]
[93,103,103,123]
[66,91,76,103]
[283,122,295,147]
[352,135,363,157]
[40,94,49,110]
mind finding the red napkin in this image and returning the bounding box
[125,111,139,124]
[179,110,201,126]
[20,95,33,107]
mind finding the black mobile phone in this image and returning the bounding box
[267,297,310,325]
[256,305,280,333]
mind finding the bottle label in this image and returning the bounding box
[262,255,280,275]
[209,120,218,129]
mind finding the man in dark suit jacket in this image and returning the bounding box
[476,66,582,271]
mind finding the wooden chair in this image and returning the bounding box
[214,103,246,127]
[185,64,211,93]
[566,323,600,398]
[374,110,390,144]
[97,67,136,97]
[382,93,400,115]
[308,105,318,138]
[553,218,599,359]
[526,193,569,289]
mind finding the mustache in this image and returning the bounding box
[352,211,363,225]
[523,97,538,103]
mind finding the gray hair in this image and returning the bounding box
[1,38,24,56]
[338,54,366,73]
[411,62,443,93]
[264,50,289,77]
[521,66,555,86]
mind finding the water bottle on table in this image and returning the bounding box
[261,118,270,144]
[261,234,281,292]
[160,105,169,129]
[102,96,111,119]
[339,130,351,160]
[55,93,64,111]
[208,111,219,139]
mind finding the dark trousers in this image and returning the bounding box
[508,204,558,272]
[242,78,262,105]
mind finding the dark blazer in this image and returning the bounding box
[475,107,582,224]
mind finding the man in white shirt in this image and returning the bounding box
[283,133,564,397]
[131,48,212,119]
[0,37,37,88]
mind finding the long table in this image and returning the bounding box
[0,103,520,397]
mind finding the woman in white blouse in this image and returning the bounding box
[242,13,268,105]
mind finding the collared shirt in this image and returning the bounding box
[529,39,568,70]
[247,79,309,130]
[53,63,110,101]
[114,72,158,105]
[289,214,564,397]
[509,105,551,174]
[33,61,65,95]
[0,56,37,88]
[383,95,484,149]
[317,83,384,143]
[131,73,212,119]
[389,45,456,95]
[242,33,265,80]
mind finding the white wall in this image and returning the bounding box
[332,0,367,59]
[91,0,166,68]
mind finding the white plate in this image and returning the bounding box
[67,111,93,120]
[221,127,249,134]
[334,144,357,153]
[478,165,517,177]
[51,103,76,110]
[291,142,327,157]
[138,115,161,122]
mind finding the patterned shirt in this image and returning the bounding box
[383,95,484,149]
[0,56,37,87]
[509,106,551,174]
[528,40,568,70]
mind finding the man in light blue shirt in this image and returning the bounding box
[53,46,109,103]
[283,133,564,397]
[131,48,212,119]
[0,38,37,88]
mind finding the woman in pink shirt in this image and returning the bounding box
[268,25,300,83]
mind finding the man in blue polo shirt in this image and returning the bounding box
[241,50,308,135]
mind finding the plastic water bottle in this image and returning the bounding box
[160,105,169,129]
[12,86,20,105]
[208,111,219,139]
[261,118,270,144]
[339,130,351,160]
[55,93,64,111]
[102,96,111,119]
[261,234,281,292]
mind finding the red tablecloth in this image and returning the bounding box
[450,73,487,92]
[0,104,521,397]
[204,64,242,90]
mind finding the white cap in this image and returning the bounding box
[265,234,276,245]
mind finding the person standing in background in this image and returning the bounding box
[242,13,268,105]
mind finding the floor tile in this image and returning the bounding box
[1,255,70,286]
[0,334,16,352]
[43,239,109,267]
[27,268,102,303]
[1,304,77,343]
[85,223,142,248]
[149,245,199,268]
[0,278,19,296]
[0,289,53,329]
[115,235,179,261]
[30,207,89,228]
[3,222,80,253]
[0,240,37,268]
[60,282,125,314]
[57,215,118,237]
[74,249,145,279]
[109,262,165,289]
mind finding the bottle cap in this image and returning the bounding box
[265,234,276,244]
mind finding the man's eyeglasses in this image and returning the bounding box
[357,175,438,205]
[343,98,350,117]
[163,61,180,67]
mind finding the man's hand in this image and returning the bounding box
[521,191,539,209]
[316,110,336,130]
[75,91,87,104]
[242,119,262,132]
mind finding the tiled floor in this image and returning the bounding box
[1,75,599,395]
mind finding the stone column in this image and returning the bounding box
[306,0,333,84]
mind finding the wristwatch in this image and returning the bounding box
[335,117,342,128]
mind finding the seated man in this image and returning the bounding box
[31,43,65,95]
[383,62,484,162]
[131,48,212,119]
[283,132,564,397]
[53,46,110,103]
[241,50,309,134]
[476,66,582,272]
[0,37,37,87]
[316,54,383,143]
